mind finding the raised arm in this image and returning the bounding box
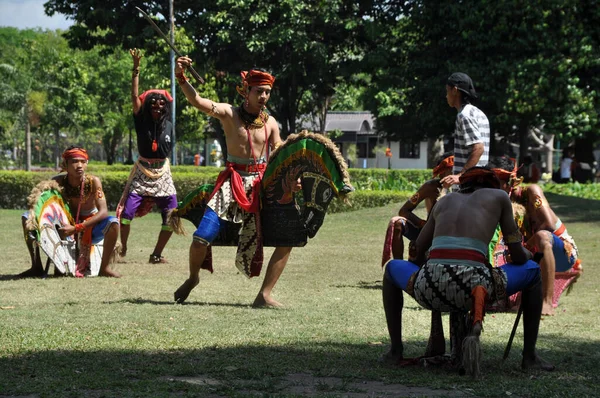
[412,207,436,265]
[130,48,143,114]
[175,56,232,121]
[398,180,439,228]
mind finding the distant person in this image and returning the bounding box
[559,150,574,183]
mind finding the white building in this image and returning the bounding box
[302,111,428,169]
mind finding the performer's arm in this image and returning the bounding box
[175,56,232,120]
[413,208,435,265]
[499,192,532,264]
[269,117,282,150]
[80,177,109,230]
[130,48,143,114]
[398,181,436,228]
[526,185,554,231]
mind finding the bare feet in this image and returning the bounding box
[378,348,403,365]
[149,254,168,264]
[99,268,121,278]
[522,354,555,371]
[174,277,199,304]
[424,335,446,357]
[119,245,127,257]
[542,302,555,316]
[252,293,284,308]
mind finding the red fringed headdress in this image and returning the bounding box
[432,155,454,178]
[491,158,523,187]
[459,167,501,189]
[139,89,173,104]
[236,69,276,97]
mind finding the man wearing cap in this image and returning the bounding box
[382,166,554,376]
[441,73,490,188]
[19,146,121,278]
[173,56,294,308]
[116,49,178,264]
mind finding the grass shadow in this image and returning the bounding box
[546,193,600,224]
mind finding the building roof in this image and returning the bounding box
[300,111,375,135]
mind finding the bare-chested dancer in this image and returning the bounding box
[382,167,554,376]
[173,56,293,307]
[489,156,581,316]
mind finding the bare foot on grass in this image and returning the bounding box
[174,277,199,304]
[542,302,555,316]
[99,268,121,278]
[522,354,555,371]
[252,293,284,308]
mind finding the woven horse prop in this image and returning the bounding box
[169,131,354,277]
[25,180,103,277]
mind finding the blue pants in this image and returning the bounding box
[385,259,540,297]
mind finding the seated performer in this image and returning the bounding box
[489,156,581,315]
[19,146,120,278]
[173,56,292,308]
[381,153,453,360]
[117,48,177,264]
[382,167,554,377]
[383,153,454,263]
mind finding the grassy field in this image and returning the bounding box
[0,194,599,397]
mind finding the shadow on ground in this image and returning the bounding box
[1,338,599,397]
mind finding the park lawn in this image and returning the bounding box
[0,193,599,397]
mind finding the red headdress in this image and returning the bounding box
[459,167,501,189]
[236,69,276,97]
[139,89,173,104]
[491,158,523,187]
[61,147,89,171]
[432,155,454,178]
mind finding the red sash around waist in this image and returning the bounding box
[210,161,266,214]
[429,248,487,263]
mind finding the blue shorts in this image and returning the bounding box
[192,207,227,245]
[91,216,119,244]
[552,234,575,272]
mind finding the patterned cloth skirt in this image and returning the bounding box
[413,260,507,313]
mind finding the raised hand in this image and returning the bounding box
[129,48,143,68]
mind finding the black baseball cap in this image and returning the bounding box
[447,72,477,99]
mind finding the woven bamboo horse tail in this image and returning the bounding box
[261,130,354,243]
[462,286,487,378]
[168,184,215,236]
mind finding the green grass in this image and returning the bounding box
[0,193,599,397]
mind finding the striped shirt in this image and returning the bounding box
[453,104,490,173]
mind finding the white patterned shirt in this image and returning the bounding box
[453,104,490,173]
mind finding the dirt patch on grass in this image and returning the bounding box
[166,373,467,397]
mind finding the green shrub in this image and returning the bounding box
[348,169,431,191]
[539,182,600,200]
[328,190,410,213]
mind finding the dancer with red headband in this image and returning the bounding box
[19,146,120,278]
[382,166,554,377]
[488,156,581,316]
[173,56,294,307]
[116,48,178,264]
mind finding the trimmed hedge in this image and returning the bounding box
[328,190,410,213]
[0,168,413,211]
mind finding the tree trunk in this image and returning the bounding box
[518,120,529,161]
[25,119,31,171]
[126,127,133,164]
[54,127,61,170]
[544,134,554,173]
